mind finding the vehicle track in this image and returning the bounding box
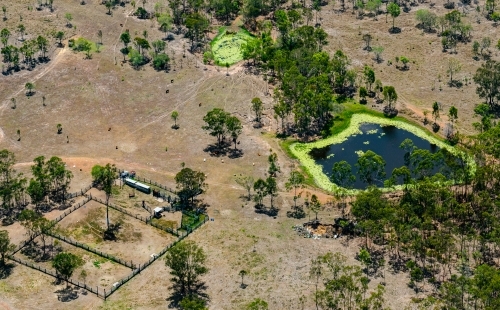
[0,47,68,145]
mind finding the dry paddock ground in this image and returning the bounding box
[0,0,497,309]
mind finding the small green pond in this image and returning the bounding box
[210,27,255,66]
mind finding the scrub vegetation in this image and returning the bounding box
[1,0,500,309]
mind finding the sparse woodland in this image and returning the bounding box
[1,0,500,309]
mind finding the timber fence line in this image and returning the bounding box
[88,196,154,224]
[135,176,178,196]
[46,231,136,269]
[7,255,108,299]
[8,182,210,300]
[8,211,210,300]
[65,184,92,199]
[11,196,92,255]
[117,169,178,196]
[103,214,209,298]
[148,220,180,237]
[53,196,92,224]
[141,202,152,213]
[90,195,180,237]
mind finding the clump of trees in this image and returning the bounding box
[1,27,53,74]
[438,10,473,53]
[70,37,94,59]
[310,252,386,309]
[0,230,15,265]
[119,30,170,71]
[382,85,398,117]
[252,152,280,216]
[285,171,305,218]
[19,209,54,260]
[338,125,500,308]
[474,59,500,111]
[415,9,437,33]
[0,150,27,223]
[202,108,242,156]
[28,156,73,209]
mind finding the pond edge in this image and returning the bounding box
[289,113,474,195]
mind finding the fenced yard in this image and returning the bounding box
[7,181,209,300]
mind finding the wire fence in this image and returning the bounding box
[141,201,153,213]
[11,196,92,255]
[104,214,209,298]
[53,196,92,224]
[89,196,154,224]
[65,184,92,200]
[8,211,209,300]
[8,255,108,299]
[46,232,136,269]
[90,196,180,237]
[148,220,179,237]
[7,182,210,300]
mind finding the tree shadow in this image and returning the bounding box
[389,27,401,34]
[448,80,463,88]
[286,206,306,219]
[103,223,122,241]
[254,204,279,217]
[203,144,227,157]
[373,56,384,64]
[366,249,385,277]
[21,241,42,261]
[388,254,410,274]
[166,283,209,309]
[227,148,243,159]
[383,106,399,118]
[432,123,440,133]
[0,262,15,279]
[55,286,79,302]
[415,24,437,34]
[444,1,455,9]
[2,217,15,226]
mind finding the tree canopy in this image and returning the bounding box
[165,240,208,301]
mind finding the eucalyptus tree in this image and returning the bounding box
[331,161,356,188]
[235,175,254,201]
[0,230,15,265]
[0,28,10,47]
[91,163,117,230]
[387,3,400,31]
[0,149,27,218]
[285,171,305,210]
[356,150,386,186]
[225,118,242,149]
[17,24,25,41]
[251,97,263,124]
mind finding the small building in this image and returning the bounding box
[154,207,163,218]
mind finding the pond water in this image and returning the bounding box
[211,29,255,66]
[310,123,440,189]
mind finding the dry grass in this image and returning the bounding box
[0,0,496,309]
